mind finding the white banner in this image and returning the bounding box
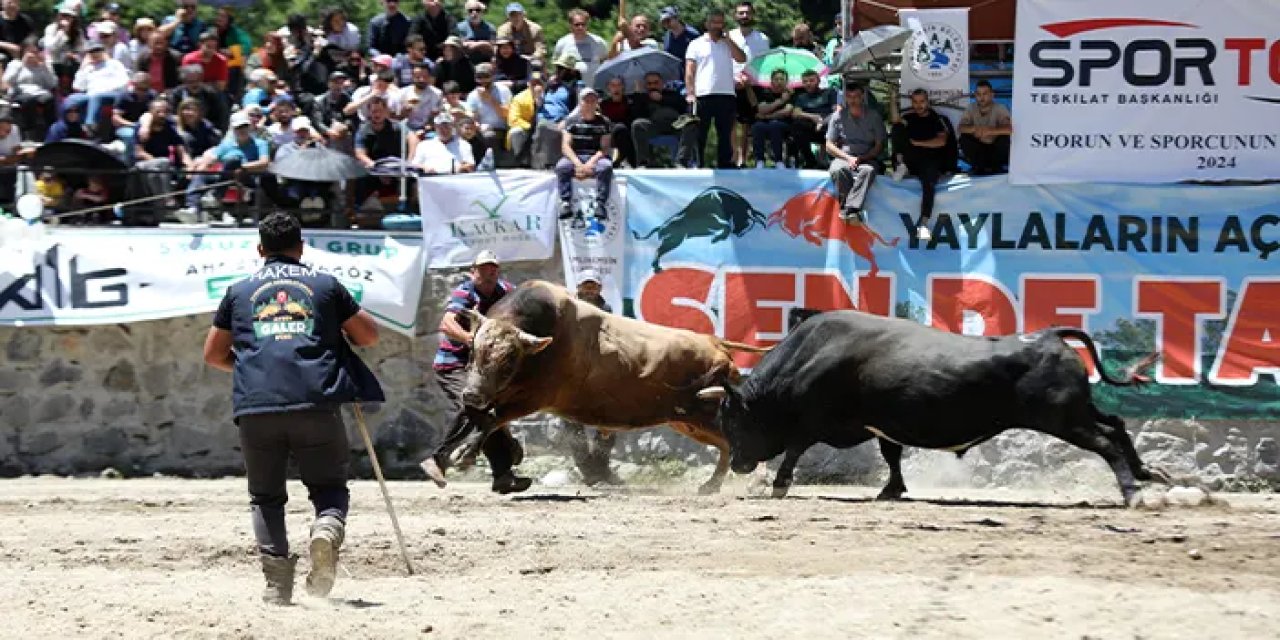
[558,178,626,313]
[0,229,426,335]
[1011,0,1280,185]
[899,8,970,126]
[419,171,557,268]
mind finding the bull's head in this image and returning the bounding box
[697,383,783,474]
[460,308,553,409]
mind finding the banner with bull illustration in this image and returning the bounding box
[1010,0,1280,184]
[623,170,1280,419]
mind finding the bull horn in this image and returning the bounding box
[517,330,553,353]
[697,386,727,400]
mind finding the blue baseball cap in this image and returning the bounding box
[505,2,524,14]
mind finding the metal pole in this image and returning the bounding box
[353,404,415,576]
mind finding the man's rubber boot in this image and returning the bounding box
[491,472,533,495]
[260,553,297,606]
[305,515,345,598]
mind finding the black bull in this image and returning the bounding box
[697,310,1169,504]
[632,186,768,273]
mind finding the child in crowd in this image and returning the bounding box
[36,171,65,212]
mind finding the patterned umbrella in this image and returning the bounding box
[744,47,829,89]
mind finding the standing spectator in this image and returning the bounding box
[412,112,473,173]
[68,42,129,133]
[138,30,179,91]
[158,0,205,56]
[436,36,475,94]
[408,0,452,60]
[353,96,412,205]
[790,22,819,56]
[505,70,541,167]
[465,62,509,155]
[492,37,530,94]
[310,71,354,151]
[169,63,226,130]
[826,83,885,220]
[788,68,836,168]
[599,76,634,167]
[320,9,362,53]
[457,1,496,65]
[555,87,612,219]
[397,63,442,130]
[181,30,229,92]
[630,71,696,168]
[659,6,698,62]
[532,52,578,169]
[495,3,544,64]
[214,8,252,97]
[94,19,131,69]
[750,69,792,168]
[0,110,30,205]
[891,88,947,240]
[607,14,658,60]
[554,9,606,87]
[345,69,400,123]
[958,80,1012,175]
[684,9,745,169]
[562,270,622,486]
[823,14,843,67]
[0,0,36,61]
[368,0,411,57]
[111,72,155,162]
[729,1,769,167]
[392,34,432,86]
[129,18,155,64]
[40,4,85,75]
[2,39,55,139]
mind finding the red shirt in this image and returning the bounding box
[149,55,167,90]
[180,51,229,85]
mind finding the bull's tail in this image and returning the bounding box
[632,225,661,241]
[717,339,773,354]
[1051,328,1159,386]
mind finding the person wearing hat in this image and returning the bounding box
[0,0,37,61]
[554,85,614,219]
[204,211,383,604]
[529,50,579,169]
[420,250,531,494]
[491,36,531,94]
[367,0,411,57]
[457,0,496,65]
[411,112,474,174]
[495,2,544,64]
[558,270,623,486]
[67,38,130,132]
[553,8,606,86]
[179,29,229,91]
[408,0,454,60]
[659,6,699,61]
[93,19,132,69]
[186,111,270,217]
[310,71,355,152]
[40,2,85,72]
[435,34,476,94]
[466,62,511,154]
[272,116,330,211]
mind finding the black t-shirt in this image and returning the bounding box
[0,13,35,47]
[562,112,612,156]
[356,119,406,160]
[140,122,184,159]
[115,90,156,124]
[903,109,946,142]
[213,255,384,417]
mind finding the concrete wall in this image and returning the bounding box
[0,253,1276,492]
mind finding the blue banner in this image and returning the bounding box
[622,170,1280,418]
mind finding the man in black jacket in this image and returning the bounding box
[367,0,411,57]
[310,71,354,153]
[410,0,457,60]
[630,72,696,168]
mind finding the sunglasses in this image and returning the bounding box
[468,8,482,12]
[572,22,587,27]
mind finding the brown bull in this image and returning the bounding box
[451,280,767,494]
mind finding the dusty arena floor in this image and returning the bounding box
[1,477,1277,639]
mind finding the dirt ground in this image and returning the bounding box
[1,477,1277,640]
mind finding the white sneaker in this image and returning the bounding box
[917,224,932,241]
[220,213,237,225]
[200,193,219,209]
[754,161,765,170]
[774,161,787,170]
[892,163,908,182]
[172,207,198,224]
[301,197,324,210]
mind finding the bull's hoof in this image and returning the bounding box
[770,485,790,499]
[875,487,906,501]
[697,480,723,495]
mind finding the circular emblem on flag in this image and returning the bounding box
[563,195,621,251]
[907,22,965,82]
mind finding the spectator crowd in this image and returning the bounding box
[0,0,1012,232]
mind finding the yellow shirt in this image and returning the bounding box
[506,87,537,150]
[36,179,64,203]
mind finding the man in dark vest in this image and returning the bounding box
[419,250,532,494]
[203,212,383,605]
[563,270,623,485]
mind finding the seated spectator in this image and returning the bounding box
[169,63,226,130]
[41,4,85,77]
[346,69,400,122]
[393,34,433,86]
[180,30,229,92]
[36,170,66,211]
[247,33,294,93]
[272,117,330,209]
[137,30,179,91]
[457,115,489,168]
[436,35,475,94]
[555,87,612,219]
[174,97,221,160]
[320,8,361,53]
[213,8,251,96]
[412,112,474,173]
[129,18,155,61]
[71,174,110,210]
[96,21,132,69]
[788,69,836,168]
[241,68,277,108]
[398,63,443,131]
[3,39,56,141]
[310,70,354,151]
[46,101,89,142]
[371,52,394,76]
[457,1,496,65]
[659,6,699,61]
[599,76,635,167]
[111,72,156,162]
[441,80,472,119]
[158,0,205,56]
[279,14,318,62]
[495,3,544,64]
[826,83,885,221]
[751,69,793,168]
[353,95,412,204]
[554,9,606,86]
[790,22,819,57]
[532,52,579,169]
[465,63,510,155]
[135,99,188,169]
[630,71,696,168]
[186,112,269,216]
[607,14,658,59]
[506,70,541,166]
[89,2,127,45]
[67,41,130,133]
[0,110,30,203]
[264,96,300,149]
[0,1,37,63]
[890,88,947,240]
[492,37,530,94]
[958,80,1012,175]
[370,0,412,58]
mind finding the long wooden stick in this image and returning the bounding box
[353,404,415,576]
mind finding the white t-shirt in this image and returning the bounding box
[465,84,513,130]
[685,35,736,97]
[553,33,607,86]
[412,135,474,173]
[0,126,22,156]
[351,84,403,122]
[729,27,770,75]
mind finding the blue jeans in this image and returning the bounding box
[751,119,788,164]
[63,90,119,127]
[555,154,613,205]
[116,126,136,162]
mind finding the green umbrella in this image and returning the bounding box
[744,47,830,89]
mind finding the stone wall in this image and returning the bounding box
[0,251,1276,492]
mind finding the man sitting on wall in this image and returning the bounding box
[958,80,1012,175]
